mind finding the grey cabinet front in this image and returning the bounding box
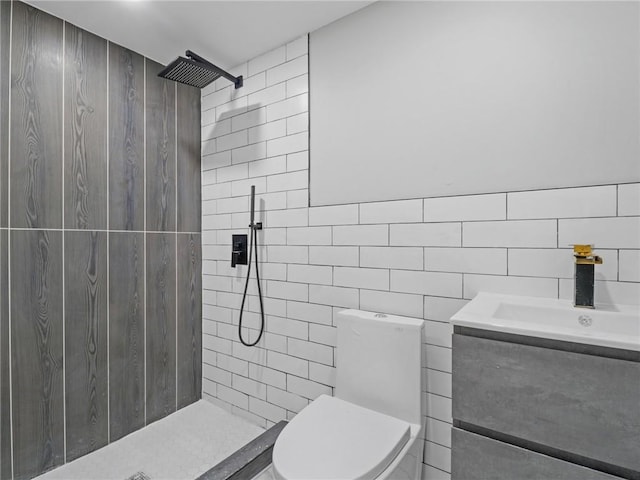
[452,428,620,480]
[452,334,640,474]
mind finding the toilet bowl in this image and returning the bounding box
[272,310,424,480]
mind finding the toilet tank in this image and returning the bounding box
[336,309,424,426]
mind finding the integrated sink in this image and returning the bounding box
[451,292,640,351]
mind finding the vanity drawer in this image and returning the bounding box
[452,428,621,480]
[452,334,640,474]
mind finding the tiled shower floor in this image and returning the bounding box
[35,400,264,480]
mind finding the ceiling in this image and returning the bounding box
[26,0,373,68]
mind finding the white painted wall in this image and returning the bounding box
[200,5,640,478]
[310,1,640,206]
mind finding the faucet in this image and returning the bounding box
[573,245,602,309]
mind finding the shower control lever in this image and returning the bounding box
[231,234,248,268]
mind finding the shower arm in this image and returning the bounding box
[185,50,243,89]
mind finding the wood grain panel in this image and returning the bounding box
[146,233,176,423]
[10,2,63,229]
[146,60,175,232]
[177,233,201,408]
[109,232,145,441]
[0,0,10,228]
[109,44,144,231]
[64,231,108,461]
[176,83,201,232]
[64,26,108,230]
[0,230,10,480]
[11,230,63,480]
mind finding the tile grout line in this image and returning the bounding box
[143,56,147,426]
[106,39,110,445]
[7,1,13,477]
[61,18,67,464]
[175,80,178,410]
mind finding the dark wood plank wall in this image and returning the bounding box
[64,231,108,461]
[146,60,176,232]
[109,43,144,232]
[108,231,145,442]
[1,3,202,478]
[10,2,62,230]
[11,230,64,480]
[64,25,108,230]
[177,83,201,232]
[146,233,177,423]
[177,233,202,408]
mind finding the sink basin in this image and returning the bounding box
[450,293,640,351]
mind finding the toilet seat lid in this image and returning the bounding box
[272,394,411,480]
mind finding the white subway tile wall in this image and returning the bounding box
[201,36,640,480]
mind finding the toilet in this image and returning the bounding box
[272,309,424,480]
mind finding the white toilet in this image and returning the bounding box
[272,309,424,480]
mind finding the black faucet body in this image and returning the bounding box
[573,244,602,309]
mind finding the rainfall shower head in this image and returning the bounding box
[158,50,243,89]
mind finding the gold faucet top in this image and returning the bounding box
[573,244,593,256]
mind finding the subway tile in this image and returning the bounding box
[423,319,453,348]
[202,139,216,156]
[233,374,267,400]
[425,417,452,448]
[216,130,248,152]
[249,397,287,423]
[391,270,462,298]
[333,225,388,246]
[287,375,332,400]
[266,315,309,340]
[425,345,452,374]
[248,120,287,144]
[202,214,231,231]
[249,364,287,390]
[202,86,231,110]
[217,354,249,377]
[267,55,308,86]
[560,279,640,306]
[230,212,251,229]
[424,193,505,222]
[232,142,267,165]
[202,348,216,366]
[287,226,332,245]
[248,83,286,108]
[216,96,248,121]
[238,72,267,97]
[232,342,267,364]
[217,291,242,310]
[267,386,308,413]
[266,94,309,122]
[203,275,233,292]
[390,223,461,247]
[287,112,308,135]
[360,199,423,224]
[309,363,336,387]
[267,245,308,264]
[267,132,308,157]
[266,208,308,228]
[287,189,309,210]
[202,170,217,186]
[463,220,557,248]
[288,264,333,285]
[334,266,389,290]
[309,285,359,309]
[202,305,232,324]
[559,217,640,249]
[618,183,640,216]
[263,331,288,355]
[287,301,333,326]
[424,369,452,398]
[203,182,232,201]
[254,192,288,212]
[248,46,286,76]
[267,170,308,192]
[287,151,309,172]
[202,151,232,171]
[267,350,309,377]
[619,250,640,282]
[425,392,452,423]
[249,156,287,178]
[508,248,618,280]
[231,177,267,197]
[359,290,424,318]
[217,163,248,183]
[508,186,616,219]
[202,118,231,139]
[422,463,451,480]
[309,204,358,226]
[287,75,309,98]
[425,247,507,275]
[267,280,308,302]
[204,365,232,387]
[287,339,333,366]
[309,246,358,266]
[202,245,227,261]
[360,247,423,270]
[232,406,267,428]
[425,441,451,473]
[260,227,288,246]
[287,35,308,60]
[309,324,337,347]
[231,107,266,132]
[463,274,558,299]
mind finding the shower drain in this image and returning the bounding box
[125,472,151,480]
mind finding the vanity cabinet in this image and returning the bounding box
[451,328,640,480]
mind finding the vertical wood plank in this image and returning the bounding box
[176,83,201,232]
[11,230,64,480]
[64,25,108,230]
[64,231,108,461]
[109,44,144,231]
[145,60,175,232]
[10,2,63,229]
[0,0,10,228]
[0,230,10,480]
[146,233,176,423]
[109,232,144,441]
[177,233,202,408]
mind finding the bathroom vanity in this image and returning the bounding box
[450,293,640,480]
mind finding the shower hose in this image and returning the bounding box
[238,222,265,347]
